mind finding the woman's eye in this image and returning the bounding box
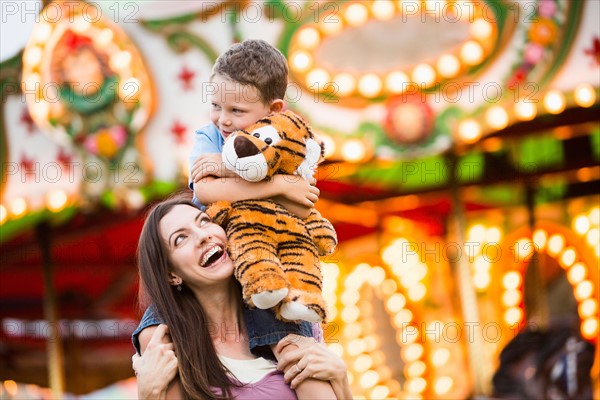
[199,216,211,225]
[174,235,185,246]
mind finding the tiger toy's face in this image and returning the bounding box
[222,110,323,182]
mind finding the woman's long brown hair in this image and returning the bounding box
[137,194,239,399]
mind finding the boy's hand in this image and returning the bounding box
[274,175,320,208]
[191,154,236,183]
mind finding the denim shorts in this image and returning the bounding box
[132,304,312,360]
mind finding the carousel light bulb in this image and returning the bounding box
[485,226,502,242]
[578,298,598,319]
[567,263,587,285]
[460,40,484,65]
[96,28,114,47]
[381,278,398,295]
[297,27,321,49]
[10,198,28,217]
[341,290,359,305]
[406,361,426,377]
[458,119,482,143]
[392,309,413,328]
[354,354,373,372]
[574,215,591,234]
[431,348,450,366]
[470,18,493,40]
[343,322,362,339]
[290,51,313,72]
[533,229,547,250]
[581,318,599,340]
[359,370,380,389]
[544,90,566,114]
[402,343,424,362]
[514,238,535,261]
[473,271,491,290]
[574,280,593,301]
[502,289,522,307]
[407,282,427,301]
[46,190,67,212]
[434,376,454,395]
[502,271,522,290]
[559,247,577,269]
[33,23,52,44]
[341,305,360,323]
[370,385,390,399]
[386,293,406,312]
[547,234,565,256]
[514,100,537,121]
[327,343,344,357]
[574,84,596,108]
[110,51,132,70]
[306,68,330,89]
[333,73,356,96]
[486,106,509,130]
[468,224,486,241]
[474,255,491,271]
[0,204,6,224]
[368,266,386,285]
[24,46,43,66]
[372,0,395,20]
[72,17,91,33]
[320,16,343,35]
[406,377,427,394]
[437,54,461,78]
[586,228,599,247]
[412,63,436,87]
[589,207,600,226]
[358,74,382,98]
[385,71,410,93]
[504,307,524,325]
[345,3,369,26]
[341,139,366,162]
[4,380,18,396]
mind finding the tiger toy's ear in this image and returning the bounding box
[205,201,232,229]
[297,137,322,182]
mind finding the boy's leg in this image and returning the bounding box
[243,308,336,399]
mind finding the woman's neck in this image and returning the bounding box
[193,281,244,334]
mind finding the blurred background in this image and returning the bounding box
[0,0,598,398]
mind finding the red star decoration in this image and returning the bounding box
[56,148,73,166]
[584,36,600,67]
[178,66,196,91]
[170,120,187,144]
[20,108,36,134]
[20,154,35,180]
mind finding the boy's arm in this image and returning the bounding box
[194,175,319,212]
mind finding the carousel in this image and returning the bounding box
[1,1,598,398]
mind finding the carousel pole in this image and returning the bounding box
[36,222,65,398]
[523,183,549,329]
[447,152,488,397]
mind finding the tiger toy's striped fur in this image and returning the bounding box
[206,111,337,323]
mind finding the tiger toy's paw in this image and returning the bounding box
[251,288,289,309]
[280,301,322,323]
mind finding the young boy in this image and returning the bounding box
[133,40,336,398]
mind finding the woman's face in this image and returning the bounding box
[159,204,233,288]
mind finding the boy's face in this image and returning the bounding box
[209,74,282,140]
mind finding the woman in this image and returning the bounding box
[131,196,352,399]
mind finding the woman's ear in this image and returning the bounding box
[168,272,182,286]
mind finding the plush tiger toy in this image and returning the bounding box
[206,110,337,323]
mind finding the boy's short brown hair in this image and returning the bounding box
[212,39,288,104]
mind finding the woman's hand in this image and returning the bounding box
[132,324,178,399]
[275,334,350,396]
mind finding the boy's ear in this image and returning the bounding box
[269,99,284,113]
